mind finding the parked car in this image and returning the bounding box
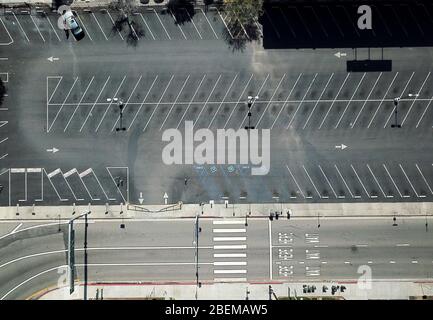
[62,10,85,41]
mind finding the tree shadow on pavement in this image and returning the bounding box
[166,0,196,25]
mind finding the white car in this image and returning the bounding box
[62,10,85,41]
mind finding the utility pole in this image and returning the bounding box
[194,215,201,300]
[244,95,258,130]
[108,98,126,131]
[391,97,401,128]
[68,211,91,298]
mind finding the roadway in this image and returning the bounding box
[0,216,432,299]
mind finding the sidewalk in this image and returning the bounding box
[1,201,432,220]
[33,280,433,300]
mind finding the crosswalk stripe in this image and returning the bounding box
[214,245,247,250]
[214,269,247,274]
[213,228,246,233]
[214,261,247,266]
[214,253,247,258]
[214,278,247,282]
[213,220,245,225]
[213,237,246,242]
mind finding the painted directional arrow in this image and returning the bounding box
[138,192,144,205]
[335,144,347,150]
[334,52,347,58]
[46,147,59,153]
[163,192,168,205]
[47,56,59,62]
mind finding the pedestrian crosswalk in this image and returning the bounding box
[212,220,248,282]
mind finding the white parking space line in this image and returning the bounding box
[75,13,93,41]
[351,72,382,128]
[13,13,30,42]
[303,165,324,198]
[195,75,222,127]
[415,96,433,128]
[30,15,45,42]
[383,72,414,128]
[128,75,158,131]
[416,164,433,195]
[44,13,61,41]
[335,164,357,198]
[153,9,171,40]
[107,10,124,40]
[318,165,338,198]
[176,74,206,129]
[367,164,389,198]
[271,73,302,130]
[61,169,84,201]
[401,72,430,125]
[200,8,218,39]
[0,17,14,45]
[160,75,191,130]
[80,76,110,132]
[47,76,63,104]
[303,73,334,129]
[256,74,286,128]
[351,165,370,198]
[319,73,350,129]
[334,73,366,129]
[287,73,317,129]
[95,75,126,132]
[367,72,398,128]
[169,10,187,40]
[143,75,174,132]
[216,8,234,39]
[286,165,306,199]
[399,164,423,197]
[396,243,410,247]
[64,76,94,132]
[239,74,270,129]
[383,164,405,198]
[111,75,143,132]
[186,9,202,39]
[0,137,8,144]
[44,169,68,201]
[91,13,108,40]
[48,77,78,133]
[208,74,238,128]
[223,74,253,129]
[138,13,155,40]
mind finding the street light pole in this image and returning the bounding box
[108,98,126,132]
[194,215,201,300]
[391,97,401,128]
[244,95,258,130]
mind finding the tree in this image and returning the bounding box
[222,0,263,51]
[0,79,6,107]
[167,0,196,25]
[110,0,145,46]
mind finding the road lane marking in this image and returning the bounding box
[169,10,187,40]
[271,73,302,129]
[64,76,95,132]
[334,72,366,129]
[416,96,433,128]
[75,13,93,41]
[399,164,423,197]
[176,74,206,129]
[143,75,174,132]
[367,164,389,198]
[335,164,357,198]
[214,278,246,282]
[389,261,396,264]
[213,220,245,225]
[383,72,414,128]
[200,8,218,39]
[47,76,63,104]
[396,243,410,247]
[159,74,191,131]
[107,10,124,40]
[80,76,110,132]
[319,73,350,129]
[48,77,78,132]
[44,14,61,41]
[0,17,14,45]
[95,75,127,132]
[208,74,238,128]
[303,73,334,129]
[216,7,233,39]
[303,165,325,198]
[195,74,222,127]
[223,74,253,129]
[287,73,317,129]
[401,72,430,125]
[351,72,382,128]
[186,9,202,39]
